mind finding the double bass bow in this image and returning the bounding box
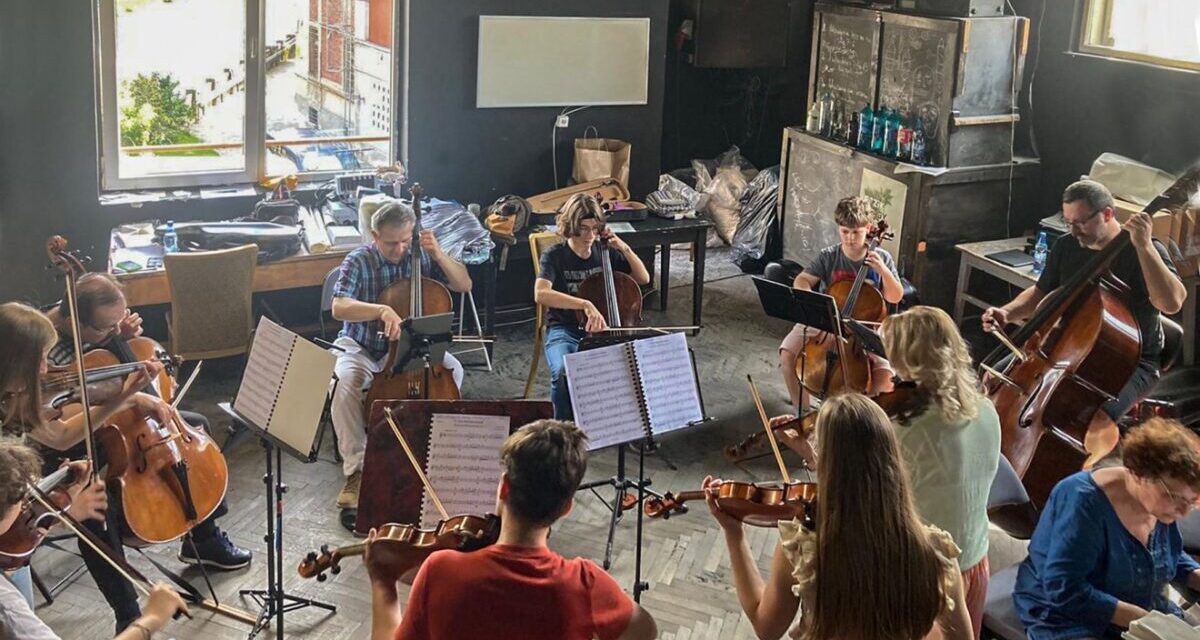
[798,221,892,398]
[364,183,460,411]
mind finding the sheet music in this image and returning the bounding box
[233,317,294,429]
[419,413,511,528]
[564,343,646,451]
[633,332,703,436]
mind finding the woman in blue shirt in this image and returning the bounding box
[1014,418,1200,639]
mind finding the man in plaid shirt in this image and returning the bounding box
[329,201,472,531]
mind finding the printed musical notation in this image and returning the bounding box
[634,333,703,436]
[564,344,645,451]
[420,413,511,528]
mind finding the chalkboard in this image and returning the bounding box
[780,134,855,266]
[876,18,958,166]
[812,11,880,112]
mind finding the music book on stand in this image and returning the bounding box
[232,317,336,460]
[564,332,703,451]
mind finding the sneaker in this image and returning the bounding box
[179,530,252,571]
[336,470,362,509]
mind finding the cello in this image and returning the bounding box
[575,234,643,333]
[364,183,460,411]
[798,222,893,398]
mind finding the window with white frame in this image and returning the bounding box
[96,0,394,191]
[1078,0,1200,72]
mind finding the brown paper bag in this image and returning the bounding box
[573,137,631,188]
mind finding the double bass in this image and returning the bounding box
[364,183,460,410]
[798,222,892,398]
[978,170,1200,525]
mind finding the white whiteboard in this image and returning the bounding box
[477,16,650,108]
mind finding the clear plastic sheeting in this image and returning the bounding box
[730,166,781,274]
[355,195,495,265]
[693,146,758,245]
[645,174,707,220]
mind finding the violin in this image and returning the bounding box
[725,413,816,464]
[644,480,818,528]
[298,513,500,583]
[43,344,176,418]
[798,221,892,398]
[0,466,77,570]
[575,234,643,333]
[364,183,460,412]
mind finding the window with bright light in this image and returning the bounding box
[97,0,394,191]
[1079,0,1200,71]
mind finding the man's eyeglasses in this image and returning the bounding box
[1064,208,1104,230]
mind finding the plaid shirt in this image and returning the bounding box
[333,243,445,360]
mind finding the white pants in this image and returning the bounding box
[330,336,464,476]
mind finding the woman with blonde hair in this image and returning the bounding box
[707,393,972,640]
[1015,418,1200,639]
[533,193,650,419]
[880,305,1001,638]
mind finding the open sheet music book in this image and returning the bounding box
[1123,611,1200,640]
[564,332,703,451]
[418,413,510,528]
[233,317,336,457]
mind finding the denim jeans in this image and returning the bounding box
[544,324,584,420]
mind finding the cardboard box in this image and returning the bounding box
[1152,210,1174,243]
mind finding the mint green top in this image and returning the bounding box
[893,397,1001,570]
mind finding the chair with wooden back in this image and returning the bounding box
[163,244,258,361]
[523,231,565,398]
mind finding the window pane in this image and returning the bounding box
[113,0,247,179]
[266,0,392,175]
[1086,0,1200,65]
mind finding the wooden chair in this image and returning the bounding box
[523,232,564,398]
[163,244,258,361]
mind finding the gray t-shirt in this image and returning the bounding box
[804,244,898,291]
[0,573,58,640]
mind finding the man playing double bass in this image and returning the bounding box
[329,202,472,532]
[983,179,1186,457]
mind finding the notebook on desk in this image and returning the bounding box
[986,249,1034,268]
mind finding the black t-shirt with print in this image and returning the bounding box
[538,243,632,328]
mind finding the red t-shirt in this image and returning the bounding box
[394,544,635,640]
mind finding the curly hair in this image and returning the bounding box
[500,419,589,526]
[833,196,877,229]
[555,193,607,239]
[1123,418,1200,490]
[0,442,42,512]
[881,306,982,423]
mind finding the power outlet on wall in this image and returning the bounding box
[555,114,570,128]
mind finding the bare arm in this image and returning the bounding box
[1126,214,1185,314]
[616,605,657,640]
[725,536,801,640]
[866,251,904,304]
[535,279,607,333]
[982,284,1047,331]
[370,582,403,640]
[431,251,473,293]
[792,273,820,291]
[331,296,390,323]
[933,569,973,640]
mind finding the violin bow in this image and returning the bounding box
[170,361,203,411]
[26,483,193,619]
[985,325,1025,363]
[382,406,450,521]
[45,238,99,482]
[746,375,792,484]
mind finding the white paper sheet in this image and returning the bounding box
[419,413,511,528]
[564,343,646,450]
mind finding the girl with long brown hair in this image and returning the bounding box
[706,393,972,640]
[881,306,1001,638]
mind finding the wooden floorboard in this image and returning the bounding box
[33,247,1030,639]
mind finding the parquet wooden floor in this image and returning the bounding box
[33,247,1028,639]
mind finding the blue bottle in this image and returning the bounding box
[870,104,887,153]
[911,117,927,166]
[163,220,179,254]
[1031,231,1049,275]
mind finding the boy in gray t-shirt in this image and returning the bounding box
[778,197,904,411]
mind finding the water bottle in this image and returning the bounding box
[911,116,927,165]
[871,104,887,152]
[1031,231,1049,275]
[163,220,179,254]
[857,104,873,149]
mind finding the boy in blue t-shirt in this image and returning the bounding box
[779,196,904,410]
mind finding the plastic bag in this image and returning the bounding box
[693,146,758,245]
[730,166,781,274]
[645,174,708,220]
[355,194,495,265]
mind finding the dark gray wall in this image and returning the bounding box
[1011,0,1200,213]
[402,0,669,203]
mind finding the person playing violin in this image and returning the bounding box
[982,180,1185,458]
[329,202,472,526]
[0,441,188,640]
[707,393,972,640]
[1014,418,1200,639]
[533,194,650,419]
[366,419,656,640]
[778,196,903,411]
[880,306,1001,638]
[37,276,251,631]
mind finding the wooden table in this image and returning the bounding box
[955,237,1198,366]
[115,247,352,307]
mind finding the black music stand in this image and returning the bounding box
[390,313,454,375]
[218,403,336,639]
[753,276,844,402]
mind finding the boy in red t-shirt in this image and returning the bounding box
[366,419,657,640]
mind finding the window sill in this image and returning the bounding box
[98,181,327,209]
[1064,49,1200,76]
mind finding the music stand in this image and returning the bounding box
[391,312,454,375]
[844,319,887,359]
[753,276,845,401]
